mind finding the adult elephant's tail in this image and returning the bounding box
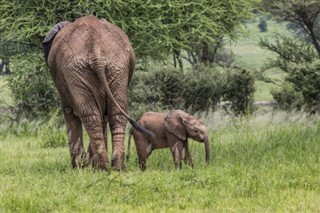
[97,67,154,138]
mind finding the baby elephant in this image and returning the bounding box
[127,110,210,171]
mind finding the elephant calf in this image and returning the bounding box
[127,110,210,171]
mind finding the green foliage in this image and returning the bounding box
[129,67,185,117]
[6,53,59,119]
[0,0,259,121]
[39,109,66,148]
[222,69,255,116]
[130,65,255,116]
[129,66,222,115]
[271,83,304,111]
[182,65,224,113]
[260,35,320,112]
[258,1,320,111]
[260,35,317,71]
[0,0,258,60]
[259,0,320,56]
[285,61,320,112]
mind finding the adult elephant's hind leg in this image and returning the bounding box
[109,115,127,171]
[82,114,109,170]
[63,107,87,168]
[87,116,108,165]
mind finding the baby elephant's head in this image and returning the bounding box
[164,110,210,163]
[185,117,208,142]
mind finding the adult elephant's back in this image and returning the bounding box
[47,15,135,85]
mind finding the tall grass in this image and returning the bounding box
[1,110,319,212]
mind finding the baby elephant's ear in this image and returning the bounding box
[164,110,187,141]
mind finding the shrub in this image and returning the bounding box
[182,65,224,113]
[271,83,304,111]
[129,65,255,116]
[129,65,224,115]
[285,61,320,112]
[222,69,255,116]
[7,53,59,120]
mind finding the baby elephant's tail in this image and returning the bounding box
[126,128,134,162]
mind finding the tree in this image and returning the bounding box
[0,0,259,61]
[260,0,320,56]
[259,0,320,112]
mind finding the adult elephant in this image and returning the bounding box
[42,15,151,171]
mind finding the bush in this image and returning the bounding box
[182,65,224,113]
[129,65,224,115]
[7,53,59,120]
[271,83,304,111]
[222,69,255,116]
[129,65,255,116]
[285,61,320,112]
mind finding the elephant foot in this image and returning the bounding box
[111,151,126,171]
[90,146,109,170]
[92,155,109,170]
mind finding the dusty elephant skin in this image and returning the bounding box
[127,110,210,171]
[42,15,152,171]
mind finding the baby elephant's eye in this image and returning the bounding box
[194,127,199,132]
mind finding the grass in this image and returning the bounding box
[1,111,319,212]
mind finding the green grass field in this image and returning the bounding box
[1,111,319,212]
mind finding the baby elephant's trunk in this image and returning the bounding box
[203,136,210,163]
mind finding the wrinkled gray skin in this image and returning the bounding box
[127,110,210,171]
[42,15,152,171]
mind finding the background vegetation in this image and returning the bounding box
[1,0,320,212]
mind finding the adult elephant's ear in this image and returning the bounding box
[42,21,70,64]
[164,110,187,141]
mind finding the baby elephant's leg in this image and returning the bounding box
[183,141,194,167]
[171,142,183,169]
[136,142,153,171]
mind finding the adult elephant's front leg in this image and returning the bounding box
[63,107,87,168]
